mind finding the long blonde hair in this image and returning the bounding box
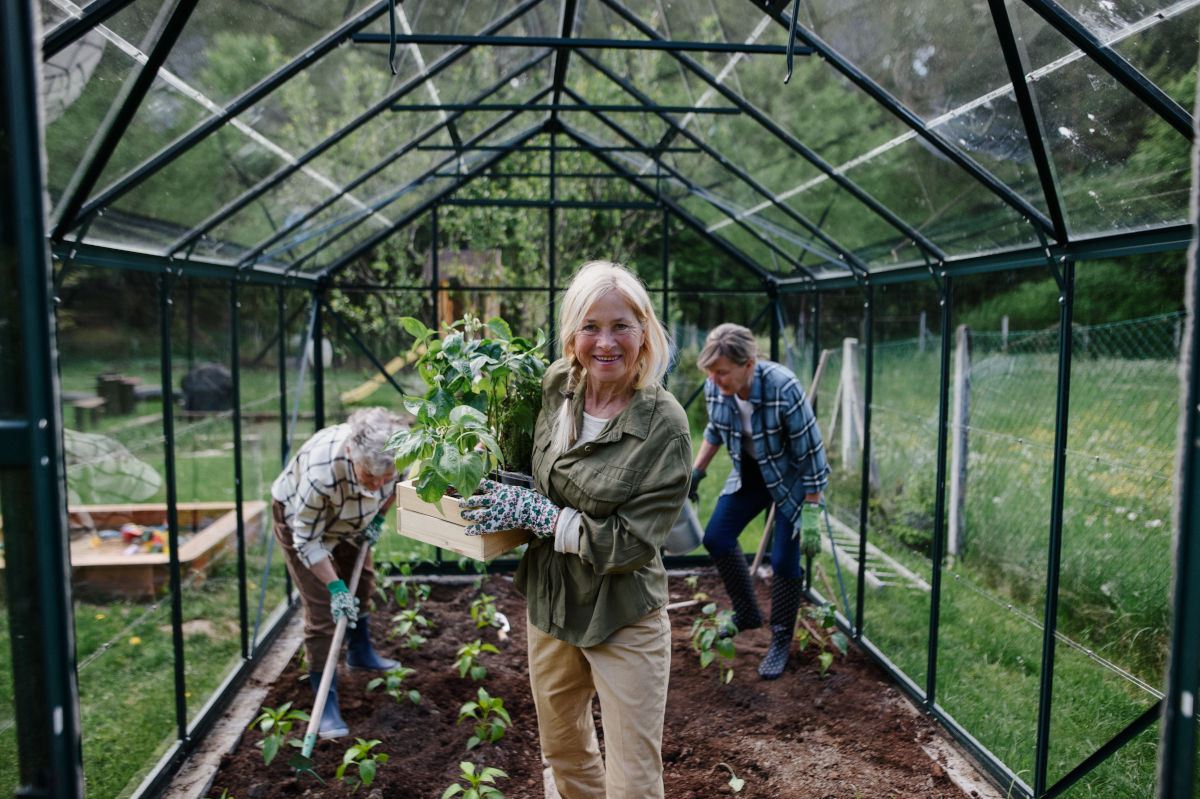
[551,261,671,454]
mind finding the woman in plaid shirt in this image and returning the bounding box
[690,324,830,679]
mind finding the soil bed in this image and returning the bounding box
[212,574,971,799]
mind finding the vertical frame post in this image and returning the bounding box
[855,284,874,637]
[769,291,780,363]
[0,0,84,789]
[1033,259,1075,796]
[431,205,439,334]
[158,274,188,743]
[230,281,248,658]
[926,274,953,708]
[312,289,325,431]
[548,133,557,359]
[661,209,669,323]
[276,286,291,601]
[812,292,821,381]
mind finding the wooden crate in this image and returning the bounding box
[0,502,266,599]
[396,480,531,561]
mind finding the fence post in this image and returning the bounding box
[1002,314,1009,353]
[919,310,926,352]
[948,324,970,557]
[841,337,859,469]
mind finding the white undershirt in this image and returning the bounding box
[734,394,757,461]
[554,412,608,554]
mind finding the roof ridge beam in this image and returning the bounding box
[75,0,391,226]
[164,0,546,257]
[574,50,895,271]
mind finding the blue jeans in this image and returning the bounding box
[702,457,803,580]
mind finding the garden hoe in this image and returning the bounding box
[290,543,371,782]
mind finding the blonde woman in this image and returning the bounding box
[459,261,691,799]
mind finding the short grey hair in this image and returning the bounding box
[697,323,763,369]
[346,407,406,474]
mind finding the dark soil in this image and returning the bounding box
[211,574,971,799]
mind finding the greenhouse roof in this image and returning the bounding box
[41,0,1199,290]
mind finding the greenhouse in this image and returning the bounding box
[3,0,1200,795]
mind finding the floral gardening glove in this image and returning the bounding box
[458,485,559,538]
[799,503,822,559]
[356,513,387,546]
[327,579,359,629]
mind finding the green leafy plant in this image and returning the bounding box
[454,639,500,681]
[390,606,432,650]
[457,687,513,749]
[247,701,309,765]
[387,401,500,507]
[691,603,738,683]
[336,738,387,793]
[714,762,745,793]
[796,601,849,679]
[392,562,432,609]
[441,761,509,799]
[684,574,708,602]
[366,665,421,705]
[470,593,500,629]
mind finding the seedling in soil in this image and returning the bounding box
[392,562,432,609]
[470,594,500,629]
[336,738,388,793]
[684,575,708,602]
[714,763,745,793]
[454,639,500,681]
[796,601,848,679]
[691,603,738,684]
[458,687,513,749]
[441,761,509,799]
[248,701,310,765]
[391,607,432,649]
[366,666,421,705]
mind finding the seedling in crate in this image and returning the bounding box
[248,701,310,765]
[454,639,500,681]
[470,593,500,629]
[390,607,432,649]
[336,738,387,793]
[441,761,509,799]
[366,665,421,705]
[691,603,738,683]
[713,762,745,793]
[684,574,708,602]
[796,601,848,679]
[457,687,513,749]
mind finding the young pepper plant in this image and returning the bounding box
[796,601,849,679]
[247,701,309,765]
[441,761,508,799]
[386,401,500,507]
[336,738,387,793]
[470,593,500,630]
[691,603,738,683]
[390,606,432,650]
[454,640,500,681]
[457,687,513,749]
[366,666,421,705]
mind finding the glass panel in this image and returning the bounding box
[1059,0,1193,43]
[935,268,1060,784]
[1045,253,1183,793]
[782,178,909,268]
[1013,1,1192,235]
[1112,5,1200,110]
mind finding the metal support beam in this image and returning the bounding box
[1044,699,1161,799]
[42,0,138,59]
[416,144,700,152]
[855,284,873,637]
[661,209,669,324]
[441,199,658,209]
[351,32,809,54]
[431,206,439,333]
[555,0,580,124]
[76,1,391,224]
[165,0,545,256]
[926,272,952,709]
[52,0,202,239]
[769,291,780,362]
[230,282,249,658]
[312,289,325,430]
[276,286,291,600]
[548,132,557,357]
[0,0,83,789]
[320,297,405,396]
[50,241,316,286]
[988,0,1069,242]
[1020,0,1192,141]
[1033,258,1075,795]
[812,292,820,381]
[158,274,188,744]
[391,102,740,114]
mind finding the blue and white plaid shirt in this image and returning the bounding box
[702,360,830,532]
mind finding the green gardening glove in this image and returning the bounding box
[327,579,359,629]
[799,503,822,559]
[357,513,387,546]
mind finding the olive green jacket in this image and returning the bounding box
[514,359,692,647]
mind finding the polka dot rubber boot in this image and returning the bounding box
[758,576,804,680]
[712,551,763,636]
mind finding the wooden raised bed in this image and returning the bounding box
[396,479,531,561]
[0,501,265,599]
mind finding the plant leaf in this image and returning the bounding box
[359,758,377,787]
[716,637,736,660]
[262,734,279,765]
[729,775,745,792]
[466,735,481,749]
[400,317,431,340]
[795,629,810,650]
[441,786,464,799]
[415,467,450,506]
[699,650,716,668]
[830,631,849,655]
[485,318,513,341]
[819,651,833,674]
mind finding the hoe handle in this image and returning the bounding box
[301,543,370,757]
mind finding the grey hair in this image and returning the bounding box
[697,323,763,369]
[346,407,407,474]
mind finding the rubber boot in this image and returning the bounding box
[712,551,763,635]
[758,576,804,680]
[345,614,399,671]
[308,670,349,739]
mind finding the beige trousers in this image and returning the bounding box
[527,609,671,799]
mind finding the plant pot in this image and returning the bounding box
[492,469,534,489]
[396,479,532,561]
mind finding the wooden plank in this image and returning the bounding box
[398,509,531,561]
[397,479,473,527]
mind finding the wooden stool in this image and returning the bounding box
[69,396,106,430]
